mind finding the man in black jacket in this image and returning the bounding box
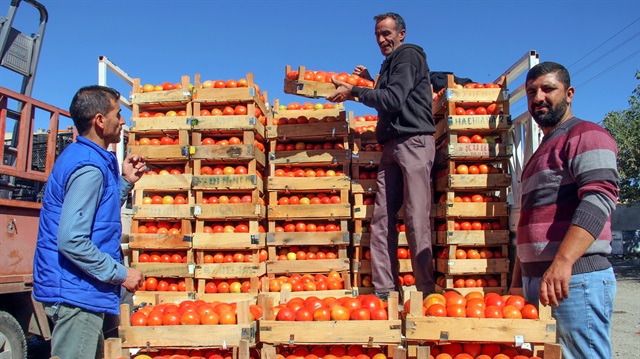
[329,12,436,299]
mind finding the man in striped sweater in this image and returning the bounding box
[510,62,619,359]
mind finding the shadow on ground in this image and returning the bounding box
[610,255,640,281]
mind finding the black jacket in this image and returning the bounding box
[352,43,435,144]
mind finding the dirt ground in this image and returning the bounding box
[610,256,640,359]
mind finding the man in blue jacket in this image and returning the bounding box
[33,85,146,358]
[329,13,436,300]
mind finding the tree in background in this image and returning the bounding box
[602,72,640,204]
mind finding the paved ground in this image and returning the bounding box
[610,256,640,359]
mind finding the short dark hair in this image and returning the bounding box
[374,12,406,32]
[526,61,571,89]
[69,85,120,135]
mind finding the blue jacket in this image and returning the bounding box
[33,136,123,315]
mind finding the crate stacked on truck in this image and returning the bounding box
[431,75,513,296]
[263,95,353,302]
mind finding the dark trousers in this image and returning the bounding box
[370,134,435,294]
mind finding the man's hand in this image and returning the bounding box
[540,260,572,307]
[122,154,147,184]
[327,77,355,103]
[353,65,372,81]
[122,267,145,293]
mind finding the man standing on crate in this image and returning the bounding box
[33,85,146,359]
[509,62,619,359]
[328,12,436,300]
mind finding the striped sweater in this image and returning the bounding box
[517,117,619,277]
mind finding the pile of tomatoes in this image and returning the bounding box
[286,69,375,89]
[410,292,539,320]
[273,294,388,321]
[129,299,262,326]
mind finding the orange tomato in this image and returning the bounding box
[456,165,469,174]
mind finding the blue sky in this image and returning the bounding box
[1,0,639,131]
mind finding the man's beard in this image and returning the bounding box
[530,98,568,128]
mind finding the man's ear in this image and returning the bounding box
[94,113,105,131]
[566,86,575,105]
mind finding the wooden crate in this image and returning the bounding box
[268,189,351,220]
[117,302,257,348]
[269,148,351,166]
[128,129,190,161]
[192,102,266,138]
[104,338,255,359]
[434,229,509,246]
[267,99,347,140]
[195,261,266,280]
[130,76,192,109]
[192,73,269,119]
[133,189,194,220]
[265,222,350,274]
[133,277,196,306]
[435,272,508,296]
[193,203,266,220]
[432,75,509,116]
[436,202,509,218]
[260,272,354,301]
[128,219,193,245]
[405,343,562,359]
[283,65,340,100]
[267,175,350,192]
[435,114,511,140]
[130,105,194,132]
[189,143,266,167]
[192,173,264,192]
[258,292,402,345]
[404,291,557,344]
[135,172,193,191]
[193,220,265,250]
[435,173,511,192]
[435,140,513,165]
[435,258,509,275]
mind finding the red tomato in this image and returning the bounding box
[276,307,296,321]
[331,305,351,321]
[520,303,539,319]
[369,308,388,320]
[295,308,314,321]
[130,312,147,326]
[350,308,371,320]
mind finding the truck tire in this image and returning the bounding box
[0,311,26,359]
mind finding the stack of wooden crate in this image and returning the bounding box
[431,75,513,296]
[128,75,197,304]
[263,99,353,300]
[189,73,269,302]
